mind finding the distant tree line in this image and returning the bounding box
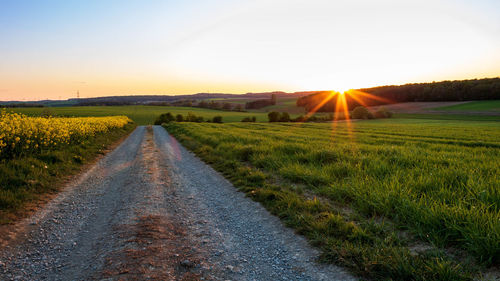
[77,101,133,106]
[0,103,44,108]
[267,107,391,122]
[154,112,224,124]
[71,92,300,107]
[143,100,195,107]
[245,94,277,109]
[154,112,262,124]
[241,116,257,122]
[197,100,244,112]
[266,111,339,122]
[297,78,500,112]
[150,99,245,112]
[359,78,500,102]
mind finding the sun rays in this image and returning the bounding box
[289,88,396,146]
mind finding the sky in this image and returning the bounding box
[0,0,499,101]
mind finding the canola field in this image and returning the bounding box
[0,111,131,158]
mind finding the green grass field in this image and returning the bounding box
[253,97,306,114]
[9,105,271,125]
[165,119,499,280]
[395,113,500,121]
[434,100,500,111]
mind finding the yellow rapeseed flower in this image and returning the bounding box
[0,112,130,158]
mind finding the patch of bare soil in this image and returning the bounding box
[101,214,210,281]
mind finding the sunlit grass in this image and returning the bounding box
[433,100,500,112]
[165,119,499,280]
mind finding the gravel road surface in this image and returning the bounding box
[0,125,355,281]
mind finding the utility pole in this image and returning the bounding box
[77,90,80,99]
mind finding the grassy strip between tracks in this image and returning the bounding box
[164,120,500,281]
[0,123,136,224]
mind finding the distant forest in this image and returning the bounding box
[297,78,500,112]
[245,94,277,109]
[0,103,44,108]
[71,92,301,106]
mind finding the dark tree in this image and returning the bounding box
[242,116,257,122]
[209,101,222,110]
[271,94,277,105]
[352,107,373,119]
[268,112,281,122]
[279,112,290,122]
[212,116,223,123]
[234,104,243,111]
[154,112,175,125]
[198,100,208,108]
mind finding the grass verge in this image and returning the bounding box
[0,123,136,224]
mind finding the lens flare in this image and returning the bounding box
[281,88,395,148]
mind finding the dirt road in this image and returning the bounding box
[0,126,354,280]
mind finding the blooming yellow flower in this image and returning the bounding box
[0,111,130,158]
